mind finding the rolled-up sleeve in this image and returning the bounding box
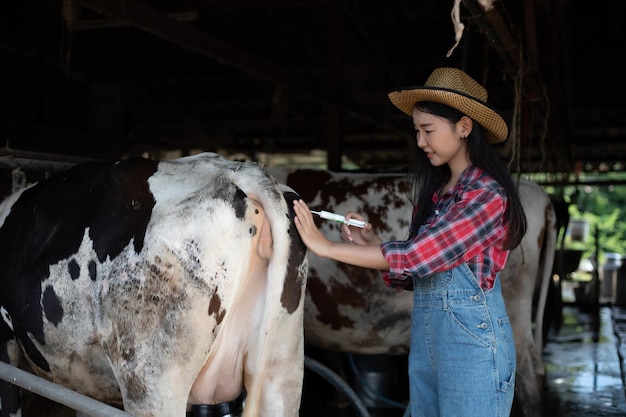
[381,186,506,287]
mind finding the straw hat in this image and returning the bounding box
[387,67,508,143]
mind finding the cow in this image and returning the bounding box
[270,168,557,417]
[0,152,308,417]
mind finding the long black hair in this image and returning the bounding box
[408,101,527,250]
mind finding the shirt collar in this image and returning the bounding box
[432,165,485,202]
[457,164,485,188]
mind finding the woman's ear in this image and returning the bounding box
[458,116,473,138]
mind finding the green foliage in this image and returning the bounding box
[530,172,626,266]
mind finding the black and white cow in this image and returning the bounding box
[0,153,308,417]
[271,168,557,417]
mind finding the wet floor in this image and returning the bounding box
[301,304,626,417]
[542,305,626,416]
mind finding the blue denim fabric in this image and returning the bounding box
[408,263,516,417]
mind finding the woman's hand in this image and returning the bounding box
[341,211,382,246]
[293,199,333,258]
[293,200,390,271]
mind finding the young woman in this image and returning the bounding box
[292,67,527,417]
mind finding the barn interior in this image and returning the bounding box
[2,1,626,416]
[1,0,625,178]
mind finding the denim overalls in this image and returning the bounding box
[407,228,516,417]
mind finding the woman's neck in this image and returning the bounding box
[442,160,470,194]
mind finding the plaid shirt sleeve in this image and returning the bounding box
[381,184,506,288]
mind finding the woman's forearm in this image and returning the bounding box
[293,198,390,271]
[318,241,390,271]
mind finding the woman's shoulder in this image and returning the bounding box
[462,166,501,189]
[460,167,506,200]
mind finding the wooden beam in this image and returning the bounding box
[461,0,569,173]
[523,0,539,73]
[77,0,406,140]
[325,0,342,171]
[462,0,522,71]
[77,0,322,102]
[153,0,328,13]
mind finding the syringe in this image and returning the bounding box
[311,210,367,228]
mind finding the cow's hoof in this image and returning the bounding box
[187,394,245,417]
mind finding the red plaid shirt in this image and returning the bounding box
[381,165,510,291]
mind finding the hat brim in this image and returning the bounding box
[388,86,508,143]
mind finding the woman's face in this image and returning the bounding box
[412,108,471,172]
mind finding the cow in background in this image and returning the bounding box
[0,153,308,417]
[271,168,557,417]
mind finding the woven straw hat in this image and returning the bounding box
[387,67,508,143]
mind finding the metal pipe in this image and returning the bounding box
[0,147,96,173]
[0,362,134,417]
[0,156,79,173]
[303,355,370,417]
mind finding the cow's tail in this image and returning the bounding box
[532,198,558,351]
[243,179,308,417]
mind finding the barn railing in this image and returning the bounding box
[0,361,133,417]
[0,358,371,417]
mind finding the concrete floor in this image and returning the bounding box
[541,305,626,417]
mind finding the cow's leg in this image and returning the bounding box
[101,269,222,417]
[103,299,213,417]
[502,259,544,417]
[98,252,219,417]
[0,320,21,417]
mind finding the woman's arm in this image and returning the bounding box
[293,199,390,271]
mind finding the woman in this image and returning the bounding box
[292,67,527,417]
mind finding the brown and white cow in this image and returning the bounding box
[271,168,557,417]
[0,153,308,417]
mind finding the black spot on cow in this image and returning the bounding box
[0,158,158,374]
[88,260,97,281]
[208,292,225,325]
[89,158,158,262]
[213,181,247,220]
[280,190,307,314]
[42,285,63,326]
[68,258,80,280]
[232,187,247,219]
